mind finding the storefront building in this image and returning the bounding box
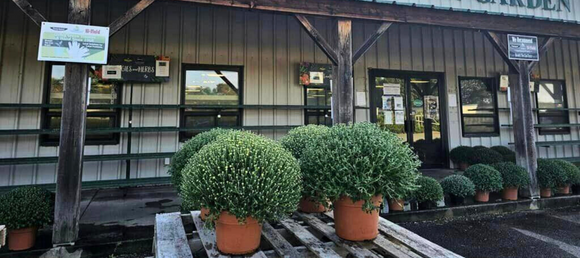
[2,0,580,187]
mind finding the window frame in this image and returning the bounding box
[40,63,122,146]
[534,79,570,135]
[179,64,244,142]
[303,85,332,126]
[457,76,500,138]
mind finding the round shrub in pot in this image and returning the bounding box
[449,146,474,170]
[490,146,517,163]
[552,159,579,195]
[180,131,302,255]
[412,176,444,210]
[468,148,504,165]
[537,159,568,198]
[473,145,488,150]
[301,122,420,241]
[492,162,530,201]
[0,187,54,251]
[464,164,503,202]
[280,125,331,213]
[440,175,475,205]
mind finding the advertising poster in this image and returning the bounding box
[382,96,393,110]
[299,63,332,86]
[393,96,404,110]
[38,22,109,64]
[507,34,539,61]
[424,95,439,119]
[383,111,394,125]
[395,111,405,125]
[383,84,401,95]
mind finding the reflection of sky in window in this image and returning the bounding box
[537,83,559,104]
[52,65,65,80]
[185,70,238,91]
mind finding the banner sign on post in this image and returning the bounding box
[37,22,109,64]
[507,34,539,61]
[100,54,170,83]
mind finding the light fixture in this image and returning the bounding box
[410,80,430,84]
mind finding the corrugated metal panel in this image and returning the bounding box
[2,0,580,185]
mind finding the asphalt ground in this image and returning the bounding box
[400,206,580,258]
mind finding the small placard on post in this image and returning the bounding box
[507,34,539,61]
[37,22,110,64]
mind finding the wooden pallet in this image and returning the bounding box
[154,211,463,258]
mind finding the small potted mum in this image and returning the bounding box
[490,146,516,163]
[449,146,474,170]
[412,176,444,210]
[180,131,301,255]
[552,159,580,195]
[0,187,53,251]
[464,164,503,202]
[492,162,530,201]
[440,175,475,205]
[301,123,420,241]
[537,159,568,198]
[468,148,504,165]
[280,125,330,213]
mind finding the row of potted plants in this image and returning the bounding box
[172,123,422,254]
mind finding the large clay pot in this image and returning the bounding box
[299,197,327,213]
[333,195,382,241]
[387,198,404,212]
[540,188,552,198]
[216,212,261,255]
[457,162,469,171]
[8,227,38,251]
[556,185,571,195]
[200,207,210,221]
[502,186,519,201]
[474,190,490,203]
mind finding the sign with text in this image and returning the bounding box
[38,22,109,64]
[508,34,539,61]
[103,54,170,83]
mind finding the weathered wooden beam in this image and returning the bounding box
[528,37,556,71]
[511,61,539,198]
[52,0,91,246]
[109,0,155,37]
[483,31,519,73]
[333,19,354,124]
[353,22,391,64]
[294,14,338,66]
[11,0,47,27]
[174,0,580,38]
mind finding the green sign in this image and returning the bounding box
[413,99,424,107]
[37,22,110,64]
[476,0,570,12]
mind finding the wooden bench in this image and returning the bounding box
[154,210,463,258]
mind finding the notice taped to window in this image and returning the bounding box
[37,22,109,64]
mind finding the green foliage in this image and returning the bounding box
[180,131,302,225]
[280,125,330,159]
[552,159,580,185]
[300,123,421,211]
[169,128,232,191]
[412,176,444,203]
[473,145,488,150]
[440,175,476,198]
[464,164,503,192]
[492,162,530,188]
[490,146,517,163]
[468,148,504,165]
[537,159,569,188]
[0,187,54,229]
[449,146,474,164]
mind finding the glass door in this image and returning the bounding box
[370,70,446,168]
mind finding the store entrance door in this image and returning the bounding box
[369,70,448,168]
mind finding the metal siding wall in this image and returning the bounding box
[2,1,580,186]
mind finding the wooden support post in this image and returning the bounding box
[11,0,47,27]
[109,0,156,37]
[352,22,391,64]
[52,0,91,246]
[334,19,353,124]
[294,14,338,65]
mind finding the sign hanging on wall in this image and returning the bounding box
[508,34,539,61]
[37,22,109,64]
[100,54,170,83]
[299,63,332,87]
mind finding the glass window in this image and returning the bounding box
[458,78,499,137]
[42,64,121,146]
[305,87,332,126]
[180,65,242,141]
[535,80,569,135]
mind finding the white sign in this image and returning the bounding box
[448,93,457,107]
[356,92,367,106]
[102,65,122,79]
[382,96,393,110]
[383,111,394,125]
[383,84,401,95]
[38,22,109,64]
[393,96,404,110]
[508,34,539,61]
[395,111,405,125]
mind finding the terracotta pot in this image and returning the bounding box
[556,184,571,195]
[299,197,327,213]
[474,190,490,203]
[540,188,552,198]
[502,186,519,201]
[200,207,210,221]
[215,211,261,255]
[387,198,404,212]
[418,201,437,210]
[8,227,38,251]
[448,194,465,206]
[458,162,469,171]
[333,195,382,241]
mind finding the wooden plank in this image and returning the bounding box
[52,0,92,245]
[528,37,556,71]
[191,211,229,258]
[11,0,47,27]
[294,14,338,66]
[173,0,580,38]
[261,222,303,258]
[155,212,194,258]
[109,0,156,37]
[352,22,391,64]
[279,218,342,258]
[296,212,379,258]
[334,19,354,124]
[482,31,519,73]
